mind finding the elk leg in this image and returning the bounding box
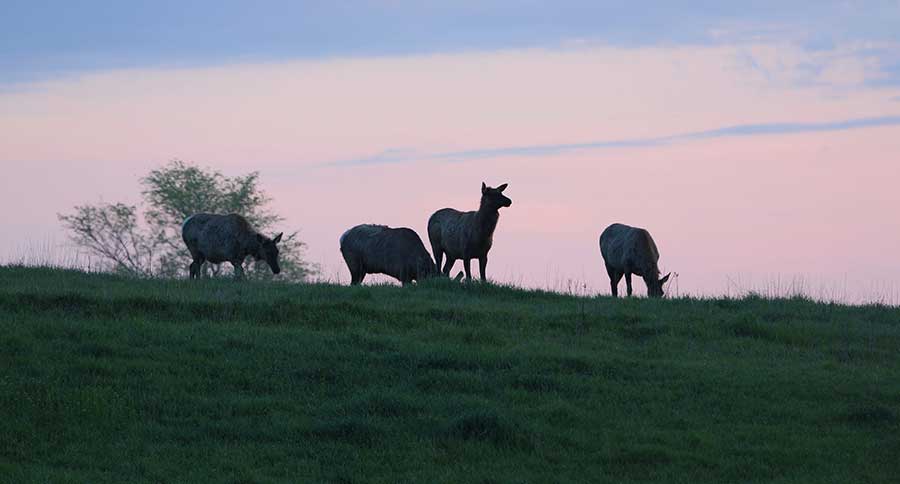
[463,259,472,281]
[432,245,443,276]
[188,249,205,279]
[479,256,488,282]
[232,261,245,281]
[350,269,364,285]
[442,258,456,276]
[398,267,410,287]
[625,272,633,296]
[606,264,621,297]
[189,259,203,279]
[344,253,365,285]
[610,272,623,297]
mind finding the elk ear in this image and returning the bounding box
[497,183,508,192]
[272,232,283,244]
[660,272,671,284]
[481,181,487,193]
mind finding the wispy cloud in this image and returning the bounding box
[326,115,900,167]
[336,148,420,167]
[682,116,900,138]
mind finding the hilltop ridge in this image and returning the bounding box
[1,266,898,483]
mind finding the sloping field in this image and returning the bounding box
[1,267,898,483]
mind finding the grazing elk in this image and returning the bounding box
[182,213,283,280]
[599,223,670,298]
[428,182,512,282]
[340,224,437,286]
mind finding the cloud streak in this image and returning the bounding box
[327,115,900,167]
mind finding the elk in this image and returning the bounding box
[599,223,670,297]
[181,213,282,279]
[427,182,512,282]
[340,224,437,286]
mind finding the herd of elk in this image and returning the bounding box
[181,182,673,297]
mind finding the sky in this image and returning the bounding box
[2,1,900,302]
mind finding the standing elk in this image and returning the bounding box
[428,182,512,282]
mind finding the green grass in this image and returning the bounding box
[1,266,899,483]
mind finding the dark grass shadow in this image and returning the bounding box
[437,409,534,450]
[836,405,897,426]
[344,391,424,418]
[308,418,383,447]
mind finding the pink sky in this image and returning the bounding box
[2,44,900,302]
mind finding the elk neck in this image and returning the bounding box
[475,200,500,236]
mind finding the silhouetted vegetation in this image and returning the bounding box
[58,160,315,280]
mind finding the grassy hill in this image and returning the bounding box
[1,266,898,483]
